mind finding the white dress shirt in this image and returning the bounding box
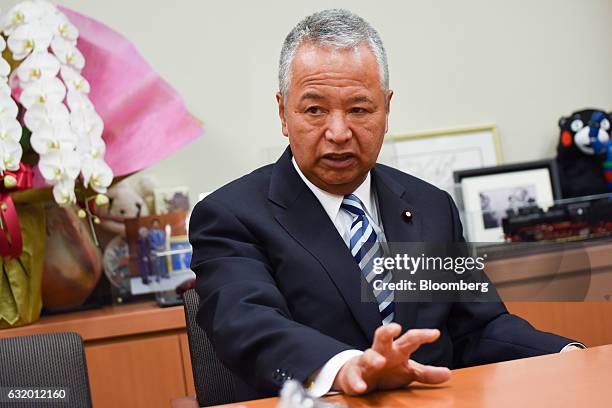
[291,158,377,396]
[291,158,584,397]
[291,158,385,247]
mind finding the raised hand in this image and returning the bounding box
[332,323,451,395]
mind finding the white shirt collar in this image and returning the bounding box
[291,157,374,221]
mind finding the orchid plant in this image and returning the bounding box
[0,0,112,207]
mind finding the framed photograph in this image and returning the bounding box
[389,125,502,201]
[153,186,190,215]
[123,211,190,295]
[454,160,561,242]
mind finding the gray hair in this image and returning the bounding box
[278,9,389,98]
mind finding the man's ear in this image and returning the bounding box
[276,92,289,137]
[384,89,393,134]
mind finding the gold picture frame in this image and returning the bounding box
[388,124,503,200]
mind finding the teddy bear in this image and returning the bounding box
[95,176,156,248]
[556,108,611,198]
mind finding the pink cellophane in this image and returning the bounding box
[32,6,203,188]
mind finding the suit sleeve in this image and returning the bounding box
[189,198,353,394]
[442,192,576,368]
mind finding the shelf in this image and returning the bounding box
[0,301,186,341]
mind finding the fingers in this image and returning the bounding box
[408,359,451,384]
[394,328,441,356]
[371,323,402,355]
[335,357,371,395]
[360,348,386,371]
[337,349,390,395]
[343,365,368,395]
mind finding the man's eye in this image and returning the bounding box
[350,107,366,114]
[305,106,323,115]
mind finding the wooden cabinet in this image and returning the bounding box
[0,302,193,408]
[505,302,612,347]
[487,241,612,347]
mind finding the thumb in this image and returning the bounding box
[336,359,369,395]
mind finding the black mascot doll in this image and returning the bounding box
[556,108,612,198]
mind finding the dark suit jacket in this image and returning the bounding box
[189,147,574,399]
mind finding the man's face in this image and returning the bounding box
[276,42,393,195]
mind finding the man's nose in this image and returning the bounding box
[324,112,352,143]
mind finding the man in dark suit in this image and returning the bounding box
[189,8,581,400]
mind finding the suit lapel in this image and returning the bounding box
[372,166,422,331]
[269,149,382,343]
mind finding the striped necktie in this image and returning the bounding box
[341,194,395,325]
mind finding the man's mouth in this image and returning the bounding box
[320,153,357,169]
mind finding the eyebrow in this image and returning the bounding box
[298,93,374,104]
[299,92,325,102]
[348,95,374,104]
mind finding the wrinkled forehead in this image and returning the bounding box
[288,42,384,95]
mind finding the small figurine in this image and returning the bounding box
[136,227,152,284]
[148,219,169,279]
[556,108,612,198]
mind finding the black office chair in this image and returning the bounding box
[183,289,261,406]
[0,332,92,408]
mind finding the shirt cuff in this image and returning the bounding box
[560,342,586,352]
[306,349,363,397]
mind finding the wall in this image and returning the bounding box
[2,0,612,203]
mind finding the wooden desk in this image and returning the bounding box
[0,301,194,408]
[215,345,612,408]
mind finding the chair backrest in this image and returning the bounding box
[183,289,243,406]
[0,332,92,408]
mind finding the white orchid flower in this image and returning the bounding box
[0,139,23,172]
[50,36,84,70]
[0,58,10,80]
[77,131,106,159]
[30,124,77,154]
[0,94,19,119]
[67,90,95,112]
[16,51,60,83]
[38,7,76,43]
[0,10,22,36]
[0,34,9,78]
[60,66,90,93]
[1,0,114,205]
[24,101,69,132]
[7,22,53,60]
[2,1,59,35]
[0,116,22,143]
[31,0,58,16]
[1,1,39,35]
[52,178,76,205]
[53,18,78,44]
[70,109,103,139]
[82,158,112,193]
[20,76,66,108]
[38,147,81,182]
[0,83,10,97]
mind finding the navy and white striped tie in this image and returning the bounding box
[341,194,394,325]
